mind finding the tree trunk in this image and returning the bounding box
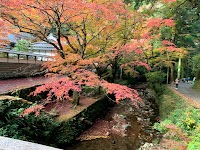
[197,71,200,80]
[58,50,65,59]
[181,64,185,79]
[170,65,174,83]
[111,67,117,83]
[177,57,181,79]
[120,68,123,79]
[111,62,118,83]
[167,67,169,84]
[97,86,101,95]
[72,90,80,106]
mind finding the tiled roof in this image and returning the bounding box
[29,41,56,51]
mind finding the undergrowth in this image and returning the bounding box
[192,79,200,92]
[0,99,60,147]
[153,87,200,150]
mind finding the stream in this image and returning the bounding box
[66,88,159,150]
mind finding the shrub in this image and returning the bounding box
[193,79,200,92]
[146,71,166,95]
[14,39,31,52]
[153,122,168,134]
[146,71,166,86]
[0,100,60,146]
[154,87,200,149]
[192,54,200,79]
[188,132,200,150]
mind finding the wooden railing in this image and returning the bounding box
[0,48,51,64]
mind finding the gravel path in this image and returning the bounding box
[0,76,56,94]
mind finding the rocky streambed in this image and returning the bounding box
[66,87,159,150]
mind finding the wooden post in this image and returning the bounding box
[34,56,36,64]
[6,53,9,62]
[26,55,28,63]
[17,54,20,63]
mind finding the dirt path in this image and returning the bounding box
[169,82,200,108]
[177,82,200,102]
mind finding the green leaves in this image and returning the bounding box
[14,39,31,52]
[192,54,200,79]
[0,99,60,145]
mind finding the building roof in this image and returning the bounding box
[29,41,56,51]
[0,48,50,57]
[8,32,35,42]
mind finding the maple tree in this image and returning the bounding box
[146,0,199,81]
[119,15,181,83]
[0,1,20,47]
[129,0,191,83]
[0,19,13,47]
[171,0,199,79]
[0,0,179,112]
[1,0,130,58]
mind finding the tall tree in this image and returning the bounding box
[0,19,14,47]
[153,0,200,78]
[0,0,178,108]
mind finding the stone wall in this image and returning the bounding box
[0,62,43,79]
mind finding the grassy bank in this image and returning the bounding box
[193,80,200,92]
[153,86,200,150]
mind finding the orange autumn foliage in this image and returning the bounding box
[0,0,179,113]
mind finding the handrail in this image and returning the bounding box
[0,49,52,64]
[0,49,49,57]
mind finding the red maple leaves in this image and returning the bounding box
[0,0,179,117]
[31,78,81,101]
[162,40,176,46]
[147,18,174,28]
[101,81,142,105]
[31,71,142,107]
[160,0,176,3]
[20,104,44,117]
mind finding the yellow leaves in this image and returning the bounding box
[68,53,82,63]
[196,124,200,131]
[180,47,188,55]
[183,117,196,130]
[123,65,138,77]
[78,59,93,66]
[85,44,98,55]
